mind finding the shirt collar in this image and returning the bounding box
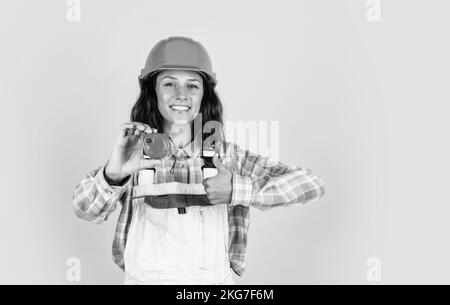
[171,132,202,159]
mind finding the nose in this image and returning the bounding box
[175,86,188,101]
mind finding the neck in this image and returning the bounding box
[164,123,192,149]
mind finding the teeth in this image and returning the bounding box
[170,105,190,111]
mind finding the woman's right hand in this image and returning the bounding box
[104,122,161,182]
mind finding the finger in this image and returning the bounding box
[133,127,142,136]
[202,178,211,188]
[206,192,217,200]
[131,122,147,134]
[119,123,135,137]
[140,124,158,134]
[125,124,137,137]
[215,139,224,157]
[144,125,154,134]
[207,195,219,205]
[136,122,153,134]
[212,154,229,173]
[120,122,134,130]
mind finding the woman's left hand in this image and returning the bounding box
[203,154,233,205]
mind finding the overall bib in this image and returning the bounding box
[123,170,234,285]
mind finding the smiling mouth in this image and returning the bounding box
[170,105,191,112]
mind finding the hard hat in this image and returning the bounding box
[139,36,217,88]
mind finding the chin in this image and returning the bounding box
[171,119,193,126]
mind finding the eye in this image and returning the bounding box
[188,84,199,89]
[164,82,175,87]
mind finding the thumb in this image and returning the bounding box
[212,154,229,173]
[139,158,161,170]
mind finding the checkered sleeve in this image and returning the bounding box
[229,143,326,211]
[72,162,132,224]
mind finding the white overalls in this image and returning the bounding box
[123,170,234,285]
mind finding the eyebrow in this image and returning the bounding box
[162,76,201,82]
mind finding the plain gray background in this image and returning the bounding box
[0,0,449,284]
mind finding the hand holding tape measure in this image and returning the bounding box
[104,122,162,184]
[104,121,226,185]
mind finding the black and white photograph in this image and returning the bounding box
[0,0,449,289]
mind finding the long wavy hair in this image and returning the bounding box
[130,71,225,144]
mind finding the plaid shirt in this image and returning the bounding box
[72,140,326,276]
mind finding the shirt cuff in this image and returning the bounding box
[230,173,253,207]
[95,165,131,196]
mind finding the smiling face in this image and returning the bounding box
[155,69,204,130]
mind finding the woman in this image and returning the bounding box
[72,36,326,285]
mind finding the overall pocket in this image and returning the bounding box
[132,201,179,272]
